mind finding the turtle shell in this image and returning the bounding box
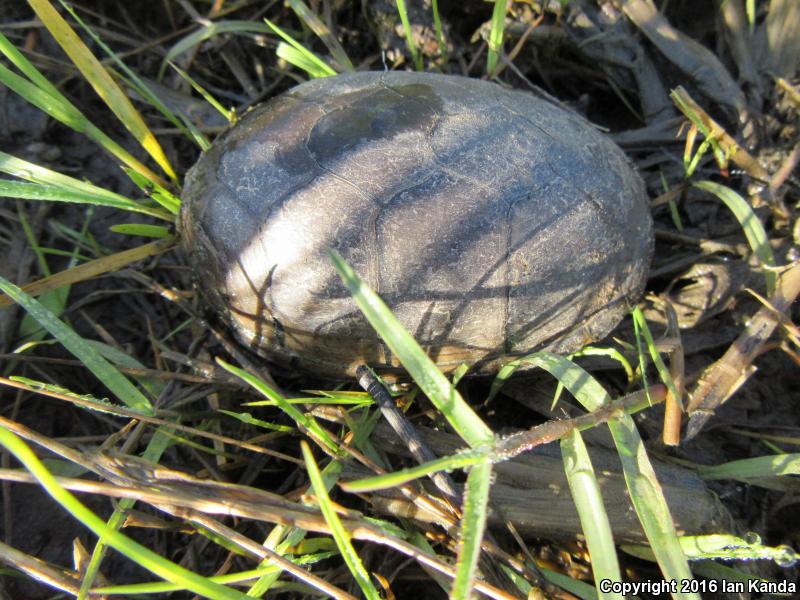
[180,71,653,378]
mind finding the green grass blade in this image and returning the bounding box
[244,392,372,406]
[342,450,484,493]
[571,346,635,383]
[0,29,64,96]
[93,557,335,594]
[57,1,204,147]
[504,563,599,600]
[329,250,493,447]
[492,352,612,409]
[301,442,380,600]
[631,307,682,409]
[168,63,234,124]
[216,359,340,455]
[110,224,172,238]
[219,409,295,433]
[395,0,423,70]
[697,453,800,480]
[561,429,623,598]
[0,427,248,599]
[452,362,469,385]
[606,415,698,596]
[246,526,304,596]
[275,42,335,79]
[29,0,176,182]
[0,179,170,220]
[247,461,356,597]
[0,276,153,415]
[693,180,777,294]
[84,339,166,399]
[287,0,354,71]
[123,167,181,214]
[487,0,507,74]
[161,21,272,75]
[265,18,337,77]
[494,352,696,593]
[622,533,798,565]
[431,0,448,63]
[0,59,82,127]
[450,458,492,600]
[16,206,71,338]
[0,151,158,211]
[0,58,165,189]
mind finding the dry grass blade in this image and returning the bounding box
[775,78,800,109]
[770,142,800,193]
[761,0,800,77]
[0,237,175,309]
[0,379,302,464]
[686,263,800,439]
[719,0,761,104]
[157,505,359,600]
[622,0,745,114]
[0,540,82,596]
[0,462,515,600]
[0,427,251,599]
[563,2,673,123]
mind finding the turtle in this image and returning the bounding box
[180,71,653,378]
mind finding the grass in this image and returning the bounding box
[0,1,796,599]
[487,0,508,75]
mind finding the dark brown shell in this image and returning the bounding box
[180,72,653,377]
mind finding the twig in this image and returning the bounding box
[670,86,768,182]
[356,365,461,504]
[686,263,800,439]
[493,385,666,460]
[770,142,800,193]
[656,298,685,446]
